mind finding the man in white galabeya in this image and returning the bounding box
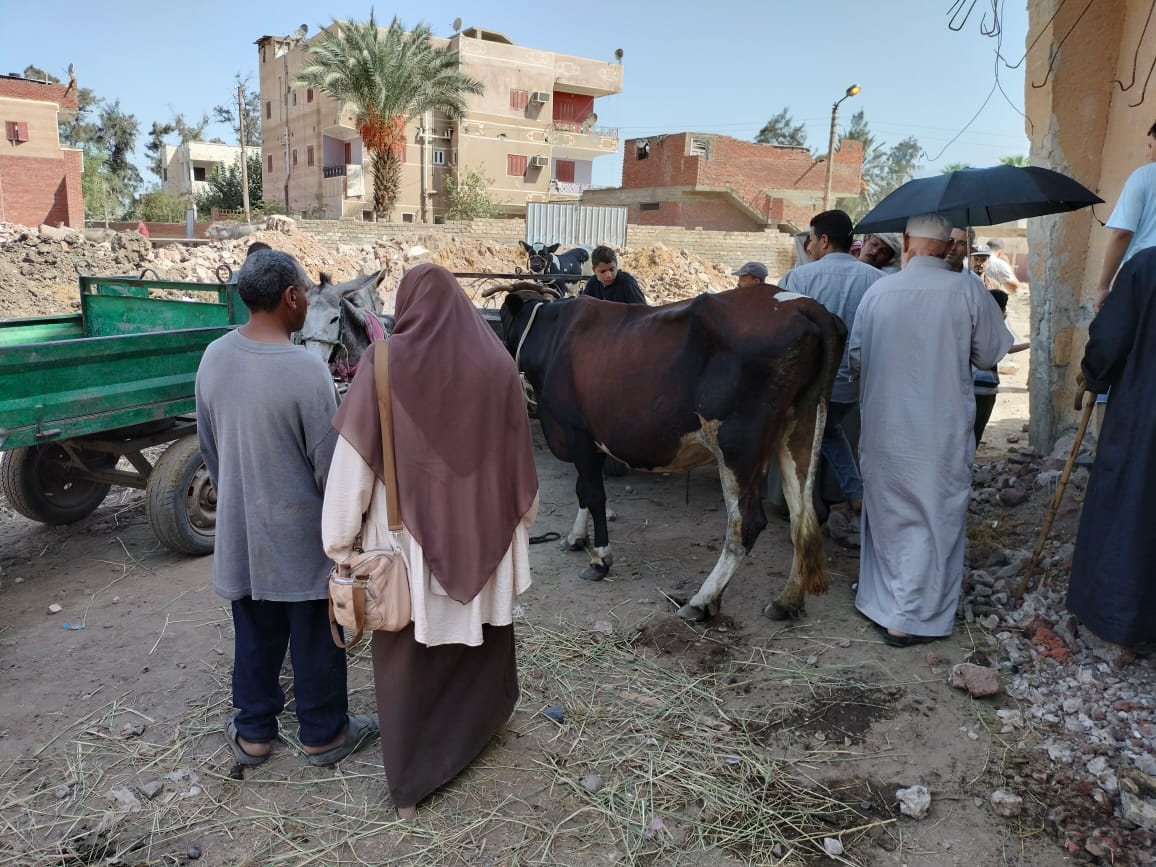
[849,213,1012,647]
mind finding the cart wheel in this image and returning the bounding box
[146,435,215,555]
[0,445,113,524]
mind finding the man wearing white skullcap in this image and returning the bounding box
[848,212,1012,646]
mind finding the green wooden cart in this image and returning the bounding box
[0,274,249,555]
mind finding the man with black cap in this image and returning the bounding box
[779,209,883,515]
[732,261,770,289]
[849,213,1011,647]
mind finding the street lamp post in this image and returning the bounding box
[823,84,861,210]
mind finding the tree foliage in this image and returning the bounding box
[294,13,484,219]
[135,189,193,223]
[194,154,264,214]
[213,73,262,147]
[443,166,502,219]
[999,154,1029,166]
[941,162,974,174]
[837,109,922,218]
[755,108,807,148]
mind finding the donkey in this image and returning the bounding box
[297,270,394,384]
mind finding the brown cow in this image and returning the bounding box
[498,283,847,621]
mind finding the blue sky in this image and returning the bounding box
[4,1,1033,189]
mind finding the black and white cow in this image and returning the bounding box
[520,241,590,296]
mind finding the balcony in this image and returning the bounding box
[323,109,359,141]
[553,56,623,97]
[323,164,346,178]
[547,121,619,158]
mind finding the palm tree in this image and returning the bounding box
[294,14,484,219]
[999,154,1029,167]
[941,162,973,174]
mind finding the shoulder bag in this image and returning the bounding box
[329,341,412,649]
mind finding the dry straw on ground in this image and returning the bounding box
[0,620,888,866]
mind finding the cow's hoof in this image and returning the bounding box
[579,563,610,582]
[676,603,710,623]
[561,537,587,553]
[763,601,805,621]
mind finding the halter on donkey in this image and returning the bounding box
[297,270,394,385]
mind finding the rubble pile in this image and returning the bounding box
[961,438,1156,864]
[0,223,738,319]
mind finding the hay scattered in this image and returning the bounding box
[0,621,885,866]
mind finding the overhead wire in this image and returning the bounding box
[1109,0,1156,106]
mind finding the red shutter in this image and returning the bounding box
[292,149,298,167]
[507,154,527,177]
[5,120,29,142]
[306,88,314,103]
[555,160,575,183]
[307,146,315,166]
[553,93,594,124]
[265,100,271,119]
[510,89,529,111]
[267,154,273,173]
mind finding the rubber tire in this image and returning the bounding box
[146,435,216,556]
[0,445,113,525]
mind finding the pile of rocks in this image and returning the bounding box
[0,222,738,320]
[959,438,1156,863]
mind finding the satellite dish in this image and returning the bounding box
[67,62,75,76]
[452,17,462,32]
[614,48,624,62]
[291,23,308,41]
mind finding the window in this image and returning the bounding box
[432,149,446,166]
[509,89,529,111]
[291,91,297,106]
[636,141,650,160]
[555,160,575,183]
[507,154,528,177]
[639,202,660,211]
[162,168,168,181]
[307,88,314,103]
[307,145,315,166]
[689,136,713,159]
[292,149,298,167]
[265,100,271,119]
[267,154,273,173]
[392,140,406,162]
[401,213,415,223]
[5,120,29,142]
[193,166,207,182]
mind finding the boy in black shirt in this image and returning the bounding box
[581,245,646,304]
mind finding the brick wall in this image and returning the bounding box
[0,76,78,111]
[0,154,81,227]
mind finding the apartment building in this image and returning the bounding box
[255,25,623,221]
[0,73,83,227]
[161,141,261,197]
[583,133,865,232]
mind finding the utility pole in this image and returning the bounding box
[823,84,861,211]
[238,84,251,223]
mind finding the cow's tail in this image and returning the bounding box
[797,310,848,597]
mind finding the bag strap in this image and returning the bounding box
[329,574,369,650]
[374,341,403,532]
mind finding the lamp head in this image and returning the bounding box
[846,84,861,98]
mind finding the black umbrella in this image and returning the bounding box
[854,164,1103,234]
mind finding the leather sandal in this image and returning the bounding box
[305,714,380,767]
[225,717,271,766]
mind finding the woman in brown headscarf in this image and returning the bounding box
[322,263,538,818]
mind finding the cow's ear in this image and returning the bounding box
[504,293,524,319]
[520,241,532,252]
[547,243,560,254]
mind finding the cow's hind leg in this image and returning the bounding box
[678,455,752,622]
[562,508,589,551]
[573,450,612,582]
[764,399,829,621]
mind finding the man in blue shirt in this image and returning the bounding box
[780,210,884,512]
[1094,120,1156,313]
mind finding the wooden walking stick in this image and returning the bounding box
[1013,388,1096,604]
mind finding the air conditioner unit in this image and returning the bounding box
[530,91,551,103]
[529,155,549,168]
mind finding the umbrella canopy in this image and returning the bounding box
[854,165,1103,234]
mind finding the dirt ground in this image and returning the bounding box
[0,288,1131,866]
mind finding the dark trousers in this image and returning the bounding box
[230,597,348,747]
[974,393,997,448]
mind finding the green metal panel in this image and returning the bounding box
[0,275,252,452]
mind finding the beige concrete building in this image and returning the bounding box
[1025,0,1154,450]
[161,141,261,197]
[255,25,623,222]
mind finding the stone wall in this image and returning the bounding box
[295,218,796,277]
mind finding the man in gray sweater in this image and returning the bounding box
[196,249,378,767]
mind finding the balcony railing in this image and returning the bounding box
[323,164,347,178]
[549,121,619,138]
[548,181,592,196]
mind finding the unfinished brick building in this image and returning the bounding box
[0,74,83,228]
[584,132,864,232]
